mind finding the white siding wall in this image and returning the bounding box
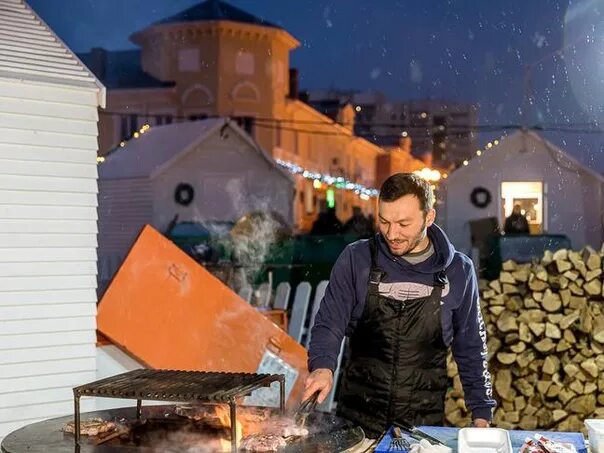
[440,132,604,253]
[0,79,100,440]
[152,132,294,232]
[97,178,153,287]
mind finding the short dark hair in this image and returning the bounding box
[379,173,435,213]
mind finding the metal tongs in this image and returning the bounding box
[294,391,320,427]
[393,421,446,447]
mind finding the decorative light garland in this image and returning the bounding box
[459,136,506,168]
[97,124,152,165]
[275,158,379,199]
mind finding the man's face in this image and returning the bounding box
[378,195,435,256]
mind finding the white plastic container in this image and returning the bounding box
[457,427,512,453]
[585,419,604,453]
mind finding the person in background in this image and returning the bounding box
[343,206,374,238]
[303,173,496,438]
[310,206,343,236]
[504,204,530,235]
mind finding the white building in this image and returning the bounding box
[439,130,604,255]
[97,118,295,279]
[0,0,105,441]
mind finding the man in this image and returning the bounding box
[303,173,496,438]
[504,204,530,235]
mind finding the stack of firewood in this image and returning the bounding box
[445,245,604,432]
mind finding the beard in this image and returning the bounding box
[385,219,427,256]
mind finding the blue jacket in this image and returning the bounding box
[308,224,497,421]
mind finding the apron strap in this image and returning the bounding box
[368,236,386,296]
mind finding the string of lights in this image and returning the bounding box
[275,159,379,199]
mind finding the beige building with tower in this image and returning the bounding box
[82,0,427,231]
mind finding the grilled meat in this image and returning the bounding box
[239,434,287,452]
[63,418,116,436]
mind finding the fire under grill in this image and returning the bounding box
[73,369,285,452]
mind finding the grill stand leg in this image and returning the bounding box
[74,394,81,449]
[136,399,142,420]
[230,401,237,453]
[279,376,285,414]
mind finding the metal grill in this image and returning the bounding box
[73,369,285,452]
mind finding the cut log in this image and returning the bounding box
[502,283,520,295]
[497,352,517,365]
[519,310,546,324]
[569,296,587,310]
[556,339,572,352]
[536,380,552,396]
[555,259,572,274]
[489,306,506,317]
[584,278,602,297]
[528,322,545,337]
[585,268,602,282]
[503,411,520,423]
[504,333,520,345]
[541,290,562,312]
[559,289,571,307]
[516,350,536,369]
[581,358,599,378]
[569,380,584,395]
[579,306,594,334]
[566,394,596,414]
[499,271,516,284]
[529,275,548,291]
[563,270,580,281]
[510,342,526,354]
[545,322,562,340]
[583,246,602,271]
[512,267,530,283]
[489,280,502,294]
[502,260,518,271]
[534,338,555,353]
[568,250,583,268]
[552,409,568,423]
[563,363,580,378]
[591,315,604,343]
[569,282,585,296]
[558,388,576,405]
[524,297,539,309]
[518,323,533,343]
[584,382,598,394]
[495,369,512,400]
[559,311,580,330]
[496,311,518,333]
[553,249,569,261]
[518,415,538,431]
[515,379,534,398]
[543,356,560,375]
[505,296,523,312]
[563,328,576,344]
[546,384,561,398]
[515,396,527,412]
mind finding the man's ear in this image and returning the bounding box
[425,208,436,227]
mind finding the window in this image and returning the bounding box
[235,51,255,75]
[235,116,254,135]
[120,114,138,138]
[501,181,544,234]
[154,114,173,126]
[188,113,208,121]
[178,48,200,72]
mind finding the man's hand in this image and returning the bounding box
[473,418,490,428]
[303,369,333,404]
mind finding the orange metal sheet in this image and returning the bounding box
[97,225,308,408]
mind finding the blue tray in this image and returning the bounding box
[374,426,587,453]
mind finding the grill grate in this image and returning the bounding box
[72,369,285,452]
